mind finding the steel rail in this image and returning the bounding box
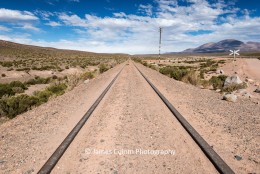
[133,62,234,174]
[38,65,125,174]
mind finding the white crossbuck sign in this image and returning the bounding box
[229,50,240,58]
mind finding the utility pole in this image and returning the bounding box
[158,27,162,61]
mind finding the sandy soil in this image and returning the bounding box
[52,62,217,174]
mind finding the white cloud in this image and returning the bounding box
[16,24,40,31]
[45,21,61,27]
[139,4,153,16]
[0,25,10,31]
[0,8,38,22]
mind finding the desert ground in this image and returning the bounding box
[0,57,259,173]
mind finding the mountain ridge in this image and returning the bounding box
[182,39,260,53]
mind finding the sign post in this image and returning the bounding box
[229,50,240,72]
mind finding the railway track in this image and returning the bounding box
[38,61,234,174]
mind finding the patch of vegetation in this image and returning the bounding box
[1,74,6,77]
[0,61,13,67]
[182,71,200,86]
[222,82,247,92]
[209,75,227,90]
[159,66,190,80]
[0,83,67,118]
[0,95,40,118]
[99,64,109,73]
[200,59,216,68]
[25,76,51,85]
[0,81,28,98]
[81,72,94,80]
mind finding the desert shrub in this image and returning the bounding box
[218,60,226,64]
[209,75,227,90]
[222,82,247,92]
[0,95,40,118]
[52,75,58,79]
[159,66,190,80]
[25,77,51,85]
[11,87,24,94]
[182,71,200,86]
[200,59,216,68]
[1,61,13,67]
[99,64,109,73]
[199,70,205,79]
[47,83,67,96]
[65,66,69,69]
[142,62,148,66]
[9,81,27,90]
[1,74,6,77]
[81,72,94,80]
[200,80,211,88]
[67,74,81,90]
[34,90,53,103]
[0,84,14,98]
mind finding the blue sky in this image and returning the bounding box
[0,0,259,54]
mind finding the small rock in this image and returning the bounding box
[100,139,105,143]
[216,89,221,92]
[234,155,242,161]
[242,92,252,98]
[0,160,5,164]
[84,79,90,84]
[254,88,260,93]
[224,75,242,87]
[223,94,237,102]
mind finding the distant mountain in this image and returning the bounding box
[182,39,260,53]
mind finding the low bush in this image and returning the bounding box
[209,75,227,90]
[182,71,200,86]
[99,64,109,73]
[25,76,51,85]
[0,95,40,118]
[222,82,247,92]
[1,61,13,68]
[0,83,68,118]
[159,66,189,81]
[47,83,67,96]
[34,90,53,103]
[0,84,14,98]
[1,74,6,77]
[81,72,94,80]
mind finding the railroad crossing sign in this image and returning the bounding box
[229,50,240,60]
[229,50,239,72]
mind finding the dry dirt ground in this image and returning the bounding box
[219,58,260,96]
[0,61,259,173]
